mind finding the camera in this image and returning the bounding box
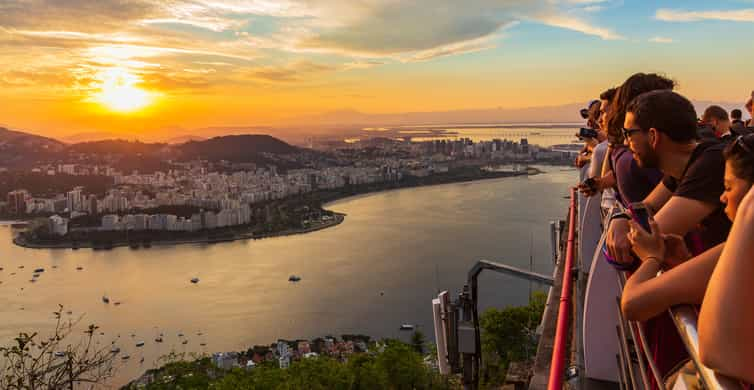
[578,127,599,139]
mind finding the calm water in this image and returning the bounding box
[0,166,576,386]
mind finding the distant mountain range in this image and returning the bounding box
[0,127,65,166]
[0,129,308,171]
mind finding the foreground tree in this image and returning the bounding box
[0,305,117,389]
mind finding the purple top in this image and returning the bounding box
[610,145,663,207]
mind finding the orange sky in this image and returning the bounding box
[1,1,753,140]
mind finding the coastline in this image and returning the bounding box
[10,167,546,250]
[12,213,346,250]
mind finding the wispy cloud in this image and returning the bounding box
[648,36,673,43]
[534,14,624,40]
[656,8,754,22]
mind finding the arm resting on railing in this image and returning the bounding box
[699,189,754,384]
[621,243,722,322]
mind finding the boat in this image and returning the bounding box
[190,277,199,284]
[136,341,145,347]
[399,324,415,331]
[140,357,144,364]
[102,295,110,304]
[288,275,302,282]
[155,337,163,343]
[178,333,184,337]
[121,355,130,360]
[33,268,44,273]
[111,347,120,354]
[76,266,83,271]
[182,340,188,345]
[54,351,66,358]
[114,301,121,306]
[200,343,206,346]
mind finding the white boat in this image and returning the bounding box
[121,355,130,360]
[136,341,145,347]
[54,351,66,357]
[190,277,199,284]
[111,347,120,354]
[399,324,415,331]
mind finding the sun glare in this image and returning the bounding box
[92,67,154,113]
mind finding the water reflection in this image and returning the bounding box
[0,166,576,385]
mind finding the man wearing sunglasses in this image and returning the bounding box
[619,90,731,259]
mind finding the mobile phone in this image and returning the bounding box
[630,202,652,233]
[582,177,596,191]
[579,128,599,139]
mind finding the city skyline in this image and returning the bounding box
[1,0,753,139]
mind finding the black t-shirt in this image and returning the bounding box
[662,141,731,251]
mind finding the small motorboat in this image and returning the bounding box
[33,268,44,273]
[399,324,415,331]
[54,351,66,358]
[182,340,188,345]
[140,357,144,364]
[288,275,302,282]
[155,337,163,343]
[121,354,130,360]
[18,265,24,269]
[102,296,110,304]
[111,347,120,354]
[136,341,145,347]
[190,277,199,284]
[114,302,121,306]
[200,343,206,347]
[178,333,184,337]
[76,266,83,271]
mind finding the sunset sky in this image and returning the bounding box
[1,0,753,139]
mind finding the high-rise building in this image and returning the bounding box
[7,190,30,215]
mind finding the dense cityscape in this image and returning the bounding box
[3,136,576,247]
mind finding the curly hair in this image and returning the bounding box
[605,73,675,145]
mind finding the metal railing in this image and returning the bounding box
[547,187,577,390]
[669,305,740,390]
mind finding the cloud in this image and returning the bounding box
[649,36,673,44]
[242,61,336,83]
[406,36,498,62]
[533,14,624,40]
[656,8,754,22]
[0,0,625,96]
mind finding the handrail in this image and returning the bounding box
[547,187,576,390]
[669,305,740,390]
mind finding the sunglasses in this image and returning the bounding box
[732,134,754,154]
[622,127,645,140]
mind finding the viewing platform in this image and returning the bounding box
[432,166,742,390]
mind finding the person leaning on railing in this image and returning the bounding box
[607,89,731,267]
[699,141,754,385]
[621,134,754,322]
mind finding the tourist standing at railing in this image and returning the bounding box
[700,105,733,142]
[578,88,618,218]
[602,74,670,209]
[575,100,602,168]
[699,175,754,385]
[620,90,731,256]
[621,134,754,324]
[730,109,748,136]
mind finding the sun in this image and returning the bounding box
[92,67,154,113]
